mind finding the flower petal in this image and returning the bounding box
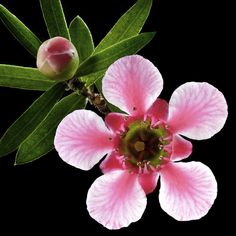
[54,110,114,170]
[100,152,123,174]
[146,98,169,124]
[167,82,228,140]
[105,112,127,133]
[138,173,159,195]
[159,161,217,221]
[171,135,192,161]
[102,55,163,116]
[86,170,147,229]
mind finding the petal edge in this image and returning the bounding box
[168,82,228,140]
[54,110,114,170]
[87,171,147,229]
[159,161,217,221]
[102,55,163,116]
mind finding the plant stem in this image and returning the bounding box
[66,77,110,115]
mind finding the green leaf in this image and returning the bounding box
[94,0,152,53]
[80,71,105,87]
[0,83,65,158]
[77,32,155,79]
[69,16,94,63]
[40,0,70,39]
[0,65,54,91]
[15,93,86,165]
[0,4,41,57]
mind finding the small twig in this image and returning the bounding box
[66,77,110,115]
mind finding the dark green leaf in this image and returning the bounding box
[15,93,86,164]
[80,71,105,87]
[77,32,155,78]
[0,4,41,57]
[0,83,65,158]
[40,0,70,39]
[0,64,54,91]
[69,16,94,63]
[95,0,152,53]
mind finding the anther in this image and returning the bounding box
[137,162,142,166]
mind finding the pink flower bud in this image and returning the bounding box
[36,36,79,81]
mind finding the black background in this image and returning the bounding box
[0,0,233,234]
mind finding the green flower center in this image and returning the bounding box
[119,120,171,172]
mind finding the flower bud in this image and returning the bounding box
[36,36,79,81]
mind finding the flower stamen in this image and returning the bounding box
[118,120,172,173]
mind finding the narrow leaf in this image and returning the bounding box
[40,0,70,39]
[0,65,54,91]
[95,0,152,53]
[69,16,94,63]
[0,83,65,158]
[77,32,155,78]
[16,93,86,164]
[80,71,105,87]
[0,4,41,57]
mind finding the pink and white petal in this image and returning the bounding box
[105,112,127,133]
[54,110,114,171]
[138,173,159,195]
[146,98,169,124]
[100,152,123,174]
[167,82,228,140]
[87,170,147,230]
[102,55,163,116]
[171,135,193,161]
[159,161,217,221]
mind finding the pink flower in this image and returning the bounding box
[37,36,79,81]
[54,55,228,229]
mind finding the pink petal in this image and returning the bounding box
[86,170,147,229]
[138,173,159,195]
[47,36,71,53]
[48,53,72,72]
[54,110,114,170]
[171,135,192,161]
[159,162,217,221]
[168,82,228,140]
[100,152,122,174]
[105,112,127,133]
[146,98,169,124]
[102,55,163,116]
